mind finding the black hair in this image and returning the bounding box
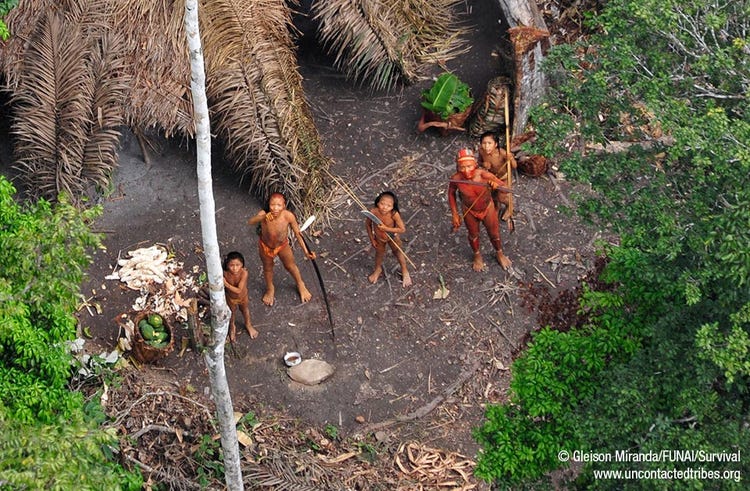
[480,131,500,145]
[223,251,245,270]
[374,190,399,213]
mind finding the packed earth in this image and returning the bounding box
[2,1,604,488]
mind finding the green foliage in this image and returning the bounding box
[696,303,750,384]
[0,177,139,487]
[0,0,17,40]
[0,177,102,423]
[0,412,142,489]
[193,433,225,487]
[475,0,750,486]
[474,287,641,486]
[420,72,474,120]
[324,423,340,441]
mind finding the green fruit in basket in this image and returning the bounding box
[149,340,168,349]
[153,330,169,343]
[139,321,155,340]
[147,314,164,328]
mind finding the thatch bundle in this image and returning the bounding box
[0,0,330,216]
[0,0,468,214]
[313,0,469,91]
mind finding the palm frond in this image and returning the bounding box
[0,0,55,89]
[312,0,468,91]
[243,450,348,491]
[109,0,193,137]
[202,0,332,218]
[11,10,94,201]
[81,31,129,196]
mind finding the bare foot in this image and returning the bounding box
[262,288,275,306]
[368,267,382,284]
[472,253,485,272]
[401,272,412,288]
[245,325,259,339]
[298,284,312,303]
[496,251,512,270]
[229,324,236,343]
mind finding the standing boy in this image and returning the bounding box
[477,131,516,228]
[448,148,512,271]
[248,193,315,306]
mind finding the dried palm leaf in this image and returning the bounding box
[243,450,348,490]
[3,0,332,218]
[312,0,468,91]
[109,0,193,137]
[11,9,94,201]
[201,0,332,218]
[0,0,55,89]
[81,31,130,195]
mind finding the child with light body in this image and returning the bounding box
[477,131,516,229]
[222,251,257,342]
[248,193,316,306]
[365,191,412,288]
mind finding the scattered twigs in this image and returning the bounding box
[534,265,557,288]
[547,172,573,208]
[124,454,202,490]
[353,359,481,437]
[108,390,216,433]
[486,316,516,351]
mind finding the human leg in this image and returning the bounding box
[464,213,485,271]
[483,209,511,269]
[258,241,276,306]
[228,304,237,342]
[278,246,312,302]
[368,241,386,284]
[388,237,411,287]
[239,301,257,338]
[499,192,514,231]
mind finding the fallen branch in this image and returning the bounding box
[352,359,481,437]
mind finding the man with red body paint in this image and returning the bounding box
[448,148,512,271]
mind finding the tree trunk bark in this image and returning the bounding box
[495,0,550,136]
[184,1,243,490]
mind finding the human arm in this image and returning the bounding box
[365,216,378,248]
[380,212,406,235]
[447,179,461,231]
[499,148,517,170]
[223,269,248,295]
[247,210,267,226]
[479,170,505,190]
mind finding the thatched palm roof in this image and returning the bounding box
[0,0,467,216]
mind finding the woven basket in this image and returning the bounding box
[418,106,473,136]
[132,311,175,363]
[518,155,548,177]
[469,76,512,138]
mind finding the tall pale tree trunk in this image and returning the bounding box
[184,1,243,489]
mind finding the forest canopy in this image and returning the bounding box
[475,0,750,487]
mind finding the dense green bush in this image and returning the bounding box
[0,176,142,488]
[0,177,101,422]
[475,0,750,487]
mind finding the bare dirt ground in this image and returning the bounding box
[3,1,602,488]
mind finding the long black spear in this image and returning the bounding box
[299,216,334,343]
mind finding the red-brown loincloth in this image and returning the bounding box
[259,238,289,258]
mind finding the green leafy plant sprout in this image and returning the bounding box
[420,72,474,120]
